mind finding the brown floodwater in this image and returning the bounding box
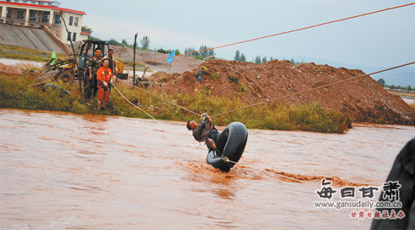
[0,109,414,229]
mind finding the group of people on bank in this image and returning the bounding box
[84,48,117,110]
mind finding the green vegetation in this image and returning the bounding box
[0,44,69,62]
[81,26,93,34]
[155,48,181,55]
[184,46,216,59]
[228,76,239,84]
[234,50,247,62]
[141,36,150,50]
[377,78,414,92]
[0,73,351,134]
[209,72,218,80]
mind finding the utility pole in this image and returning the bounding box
[133,33,137,86]
[61,11,81,96]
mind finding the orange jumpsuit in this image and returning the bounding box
[96,66,112,101]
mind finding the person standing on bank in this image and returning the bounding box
[96,59,113,110]
[105,49,117,91]
[85,48,103,100]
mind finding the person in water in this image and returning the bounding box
[186,113,220,150]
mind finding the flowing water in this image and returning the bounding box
[0,109,414,229]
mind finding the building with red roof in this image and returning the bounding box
[0,0,88,44]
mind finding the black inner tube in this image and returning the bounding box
[215,129,229,155]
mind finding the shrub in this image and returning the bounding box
[228,76,239,84]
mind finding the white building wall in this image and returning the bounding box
[60,12,83,44]
[0,2,85,44]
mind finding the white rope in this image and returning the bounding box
[111,82,158,122]
[132,84,202,117]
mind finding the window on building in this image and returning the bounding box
[54,15,61,24]
[41,12,49,23]
[67,32,71,41]
[17,10,25,20]
[69,16,73,26]
[29,11,36,22]
[6,10,11,19]
[72,32,77,42]
[74,17,78,27]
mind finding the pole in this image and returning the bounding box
[133,33,137,86]
[60,11,81,97]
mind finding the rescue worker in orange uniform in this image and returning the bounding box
[96,59,113,110]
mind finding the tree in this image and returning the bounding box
[120,39,129,47]
[240,53,246,62]
[207,49,215,57]
[290,58,296,65]
[255,56,262,64]
[262,56,267,63]
[88,36,102,41]
[270,57,274,61]
[184,45,214,59]
[107,38,121,46]
[377,78,386,87]
[184,47,197,56]
[185,47,195,55]
[234,50,241,61]
[81,26,93,34]
[199,45,208,58]
[141,36,150,50]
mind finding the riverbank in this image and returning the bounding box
[0,73,351,134]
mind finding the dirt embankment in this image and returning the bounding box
[148,59,414,125]
[0,63,22,76]
[111,46,204,73]
[73,42,203,74]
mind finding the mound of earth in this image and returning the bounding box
[0,63,22,76]
[149,59,414,125]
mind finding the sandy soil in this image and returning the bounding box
[0,62,22,75]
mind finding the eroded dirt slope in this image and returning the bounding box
[149,60,414,124]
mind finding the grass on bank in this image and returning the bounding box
[0,73,351,133]
[388,90,415,98]
[0,44,69,62]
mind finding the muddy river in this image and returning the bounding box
[0,109,414,229]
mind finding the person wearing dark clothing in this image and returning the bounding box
[371,138,415,229]
[105,49,118,93]
[187,113,220,150]
[84,48,103,100]
[105,49,118,77]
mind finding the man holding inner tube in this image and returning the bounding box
[187,113,220,150]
